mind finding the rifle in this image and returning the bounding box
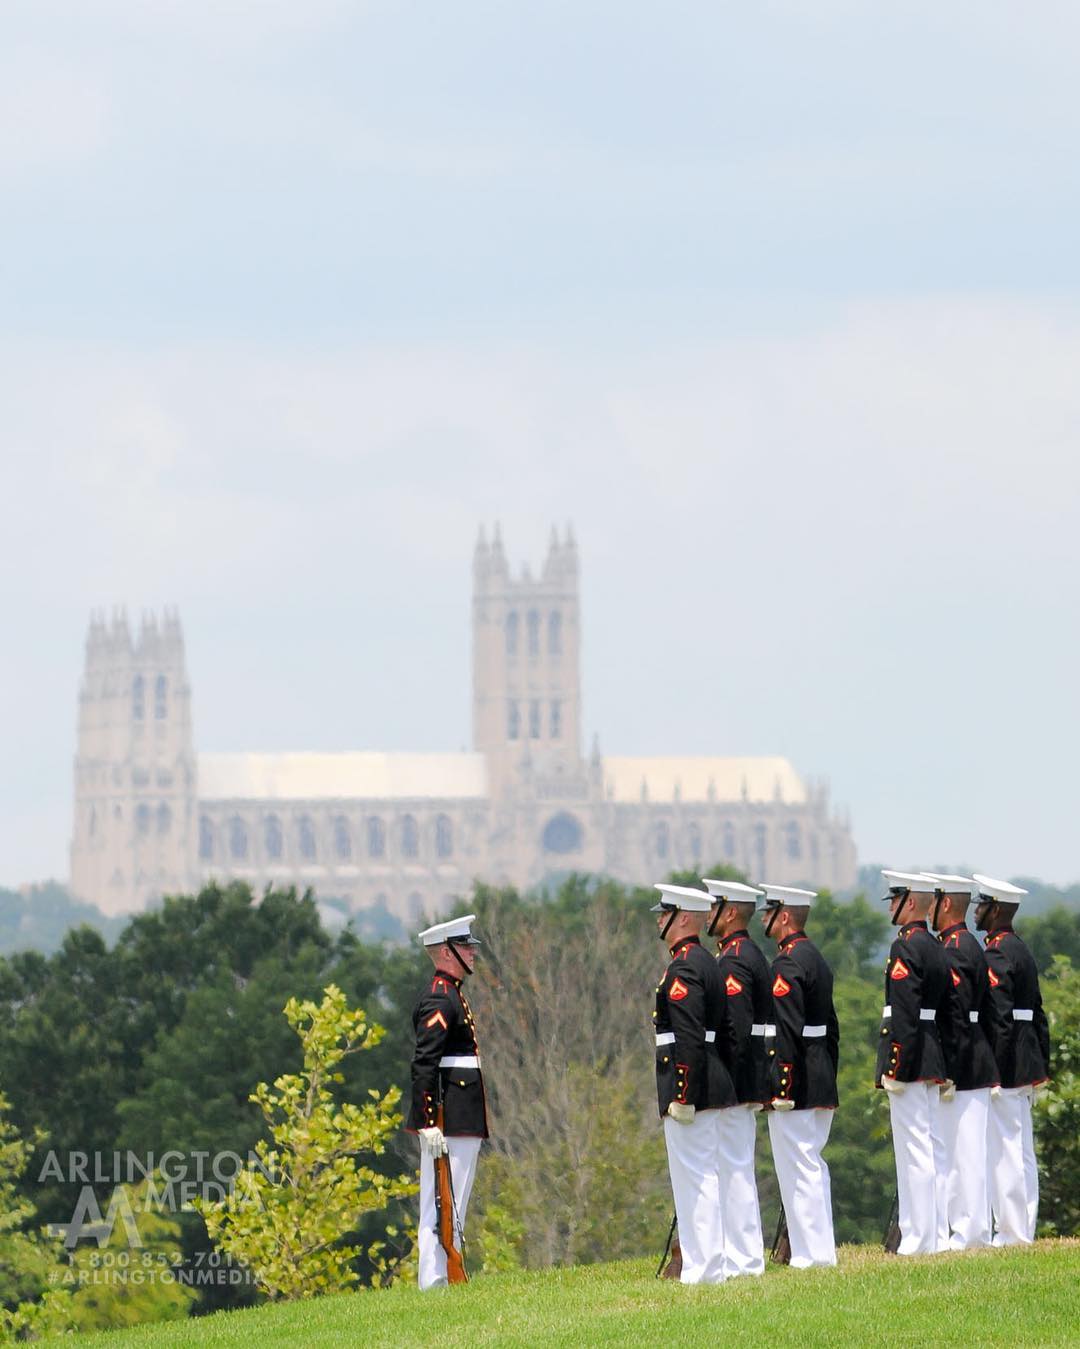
[656,1212,682,1280]
[770,1202,791,1265]
[434,1104,468,1284]
[882,1189,901,1255]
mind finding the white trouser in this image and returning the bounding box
[887,1081,949,1255]
[939,1087,991,1249]
[767,1108,836,1268]
[417,1136,482,1290]
[989,1086,1038,1246]
[718,1104,764,1277]
[663,1110,725,1284]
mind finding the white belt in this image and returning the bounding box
[750,1023,768,1037]
[1012,1008,1034,1022]
[439,1055,479,1068]
[969,1011,980,1023]
[655,1031,717,1046]
[802,1024,826,1037]
[873,1003,933,1019]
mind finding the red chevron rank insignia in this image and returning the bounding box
[725,974,744,996]
[890,960,910,981]
[772,975,791,997]
[669,978,689,1001]
[988,968,1000,988]
[426,1011,448,1030]
[951,969,961,987]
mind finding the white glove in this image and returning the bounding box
[882,1076,906,1095]
[770,1097,795,1112]
[667,1102,696,1125]
[749,1102,764,1113]
[990,1085,1002,1100]
[939,1079,956,1104]
[418,1126,447,1158]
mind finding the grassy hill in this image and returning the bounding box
[47,1240,1079,1347]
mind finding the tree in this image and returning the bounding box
[1019,908,1080,975]
[194,985,415,1300]
[0,1093,72,1342]
[1035,956,1080,1237]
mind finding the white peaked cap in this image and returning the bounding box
[418,913,481,946]
[922,872,980,896]
[881,870,938,894]
[651,883,713,913]
[973,874,1029,904]
[701,878,764,902]
[758,884,817,910]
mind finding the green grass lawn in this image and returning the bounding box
[47,1240,1080,1348]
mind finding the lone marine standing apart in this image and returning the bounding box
[651,883,737,1285]
[703,876,770,1278]
[876,871,952,1256]
[406,914,488,1290]
[761,884,839,1269]
[925,872,1001,1250]
[974,874,1051,1246]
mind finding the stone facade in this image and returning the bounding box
[70,528,857,920]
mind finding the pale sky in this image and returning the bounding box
[3,3,1079,887]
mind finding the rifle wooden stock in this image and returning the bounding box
[434,1105,468,1284]
[882,1190,901,1255]
[771,1203,791,1265]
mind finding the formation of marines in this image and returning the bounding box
[405,869,1050,1289]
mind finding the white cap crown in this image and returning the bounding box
[418,913,480,946]
[881,870,938,896]
[921,872,980,896]
[651,883,712,914]
[758,883,817,911]
[972,874,1028,905]
[701,878,764,903]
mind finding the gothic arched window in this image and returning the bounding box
[298,816,317,861]
[136,803,151,836]
[542,812,584,854]
[785,821,802,860]
[548,610,562,657]
[753,822,767,870]
[655,821,670,860]
[529,699,541,739]
[156,803,172,835]
[508,701,520,740]
[229,816,248,860]
[334,816,352,860]
[367,816,385,857]
[527,609,540,657]
[401,814,419,859]
[154,674,168,720]
[408,892,424,922]
[505,611,519,658]
[132,675,145,721]
[199,816,214,860]
[265,815,283,860]
[688,821,702,861]
[723,823,736,859]
[550,700,562,739]
[435,814,453,859]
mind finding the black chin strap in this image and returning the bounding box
[931,893,944,932]
[763,905,779,938]
[707,900,726,938]
[448,940,472,977]
[660,908,677,941]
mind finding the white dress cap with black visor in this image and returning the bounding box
[650,883,713,913]
[921,872,981,897]
[880,870,939,900]
[417,913,482,946]
[972,874,1029,907]
[756,883,817,912]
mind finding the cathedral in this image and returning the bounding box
[69,528,857,920]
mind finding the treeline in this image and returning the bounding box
[0,876,1077,1332]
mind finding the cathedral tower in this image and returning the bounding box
[472,525,583,789]
[70,608,197,915]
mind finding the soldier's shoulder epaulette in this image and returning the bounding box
[431,975,455,996]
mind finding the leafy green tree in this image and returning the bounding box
[1019,908,1080,975]
[1035,956,1080,1237]
[62,1180,196,1331]
[195,985,415,1300]
[0,1093,72,1342]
